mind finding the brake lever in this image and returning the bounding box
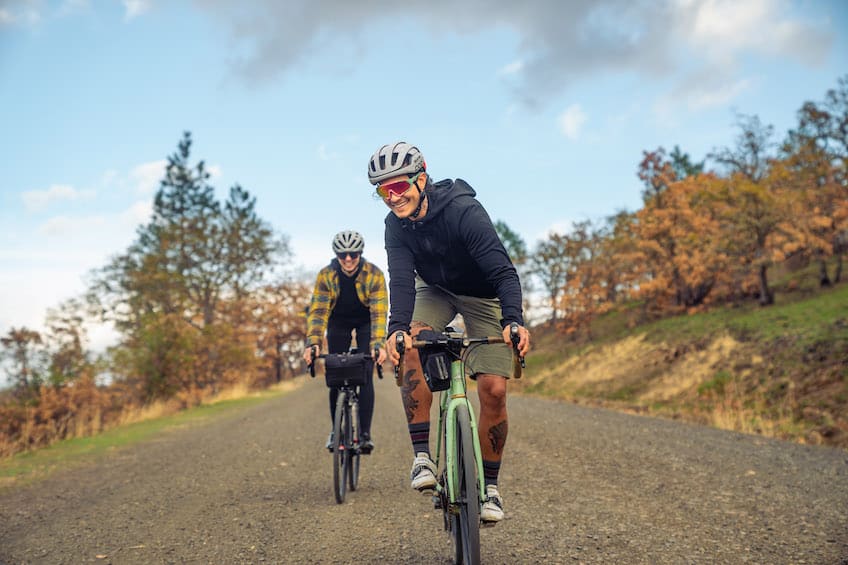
[394,332,406,380]
[374,347,383,379]
[308,345,317,378]
[510,322,525,369]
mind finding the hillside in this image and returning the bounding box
[515,282,848,449]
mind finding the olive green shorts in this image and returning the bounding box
[412,279,513,378]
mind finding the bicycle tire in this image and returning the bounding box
[450,404,481,565]
[332,391,348,504]
[348,396,360,491]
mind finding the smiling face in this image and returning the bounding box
[336,251,361,275]
[378,172,427,220]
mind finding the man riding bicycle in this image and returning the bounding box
[302,230,388,454]
[368,142,531,523]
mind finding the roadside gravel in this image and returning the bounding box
[1,377,846,564]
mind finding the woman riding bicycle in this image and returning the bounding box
[367,142,531,524]
[302,230,388,454]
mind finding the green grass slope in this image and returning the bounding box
[516,283,848,449]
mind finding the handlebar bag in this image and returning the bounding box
[324,352,369,388]
[417,330,452,392]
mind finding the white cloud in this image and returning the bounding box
[497,60,524,77]
[128,160,166,195]
[686,77,753,110]
[57,0,89,17]
[557,104,588,140]
[0,1,41,26]
[101,169,120,186]
[318,144,337,161]
[685,0,829,66]
[35,202,148,240]
[38,214,107,237]
[654,67,758,121]
[121,200,153,225]
[0,268,88,330]
[195,0,833,109]
[535,220,576,241]
[123,159,220,195]
[21,184,96,212]
[122,0,150,21]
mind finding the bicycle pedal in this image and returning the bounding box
[481,520,499,528]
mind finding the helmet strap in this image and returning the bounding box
[410,187,426,219]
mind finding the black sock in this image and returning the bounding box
[483,459,500,488]
[408,422,430,457]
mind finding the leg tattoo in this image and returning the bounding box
[401,370,421,423]
[487,420,508,455]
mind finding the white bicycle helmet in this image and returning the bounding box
[367,142,426,185]
[332,230,365,254]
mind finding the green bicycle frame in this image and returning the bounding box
[433,354,486,507]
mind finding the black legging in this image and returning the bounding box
[326,320,375,435]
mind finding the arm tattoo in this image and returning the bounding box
[487,420,508,455]
[401,369,420,423]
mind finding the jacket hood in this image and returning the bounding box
[395,178,476,228]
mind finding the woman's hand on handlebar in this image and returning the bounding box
[502,323,530,357]
[302,344,320,366]
[375,345,388,366]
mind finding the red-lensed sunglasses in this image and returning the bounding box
[376,172,422,200]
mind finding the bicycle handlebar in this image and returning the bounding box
[394,324,524,380]
[307,345,383,380]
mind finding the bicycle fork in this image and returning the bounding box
[349,395,360,453]
[433,365,486,514]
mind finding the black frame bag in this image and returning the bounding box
[324,352,370,388]
[417,330,452,392]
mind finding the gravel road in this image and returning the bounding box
[1,376,846,564]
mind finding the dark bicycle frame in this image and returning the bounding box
[309,346,382,504]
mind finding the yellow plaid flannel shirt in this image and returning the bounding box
[305,259,388,353]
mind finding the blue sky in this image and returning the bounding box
[1,0,846,351]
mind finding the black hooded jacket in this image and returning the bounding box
[384,178,524,335]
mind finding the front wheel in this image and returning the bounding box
[450,404,481,565]
[332,391,349,504]
[348,397,360,491]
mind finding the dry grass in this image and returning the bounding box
[1,378,306,460]
[117,400,180,427]
[516,316,848,446]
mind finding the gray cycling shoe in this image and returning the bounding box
[481,485,504,523]
[410,452,437,491]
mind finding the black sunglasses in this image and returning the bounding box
[336,251,361,260]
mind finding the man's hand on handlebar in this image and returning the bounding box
[502,323,530,357]
[386,330,412,366]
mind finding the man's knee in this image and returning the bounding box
[477,374,507,409]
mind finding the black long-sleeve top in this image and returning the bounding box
[384,178,525,335]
